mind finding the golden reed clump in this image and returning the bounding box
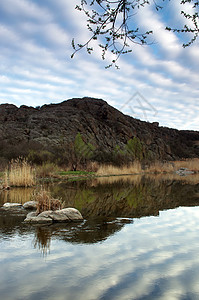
[96,158,199,176]
[5,158,36,187]
[34,189,62,215]
[96,161,142,176]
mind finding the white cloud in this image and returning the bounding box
[0,0,51,22]
[0,0,198,130]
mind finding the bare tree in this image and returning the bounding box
[71,0,199,68]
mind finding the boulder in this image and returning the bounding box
[24,208,83,224]
[176,168,194,176]
[23,201,37,210]
[59,208,84,221]
[24,211,53,224]
[3,202,22,208]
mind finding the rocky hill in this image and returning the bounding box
[0,97,198,163]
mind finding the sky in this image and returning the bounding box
[0,0,199,130]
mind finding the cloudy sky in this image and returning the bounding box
[0,0,199,130]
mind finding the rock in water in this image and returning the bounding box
[59,208,84,221]
[176,168,194,176]
[3,202,22,208]
[24,208,83,224]
[24,211,53,224]
[23,201,37,210]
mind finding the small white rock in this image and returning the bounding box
[23,201,37,209]
[3,202,22,208]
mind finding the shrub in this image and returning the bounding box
[125,137,144,161]
[35,162,59,178]
[28,150,54,165]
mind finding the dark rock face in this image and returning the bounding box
[0,97,198,160]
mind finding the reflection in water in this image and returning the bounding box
[1,207,199,299]
[0,187,34,206]
[95,174,143,185]
[33,218,133,255]
[49,176,199,219]
[33,226,52,256]
[146,172,199,184]
[94,173,199,185]
[0,176,199,299]
[0,176,199,220]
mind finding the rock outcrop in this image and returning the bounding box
[24,208,83,224]
[0,97,198,161]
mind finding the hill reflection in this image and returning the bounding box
[49,175,199,219]
[0,175,199,252]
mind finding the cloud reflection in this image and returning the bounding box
[1,207,199,299]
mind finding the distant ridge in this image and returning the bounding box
[0,97,198,161]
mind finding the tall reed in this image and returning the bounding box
[33,189,62,214]
[6,158,36,187]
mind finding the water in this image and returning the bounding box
[0,175,199,300]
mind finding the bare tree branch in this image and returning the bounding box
[71,0,199,68]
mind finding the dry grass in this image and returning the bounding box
[145,159,199,174]
[34,189,62,215]
[173,158,199,172]
[146,161,175,174]
[86,161,100,172]
[6,158,36,187]
[3,171,9,188]
[95,158,199,177]
[96,161,142,176]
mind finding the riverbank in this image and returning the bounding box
[0,158,199,188]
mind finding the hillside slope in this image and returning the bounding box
[0,97,198,161]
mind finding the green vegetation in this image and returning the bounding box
[28,150,54,165]
[58,170,94,176]
[71,132,95,170]
[125,137,144,161]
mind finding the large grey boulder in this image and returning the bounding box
[23,201,37,210]
[24,208,83,224]
[3,202,23,208]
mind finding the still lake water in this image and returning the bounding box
[0,175,199,300]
